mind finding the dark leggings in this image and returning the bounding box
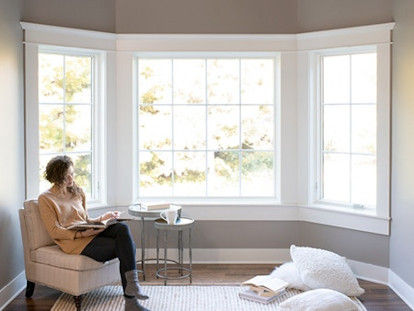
[81,222,136,292]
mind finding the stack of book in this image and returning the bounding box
[239,275,289,304]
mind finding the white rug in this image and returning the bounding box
[51,285,367,311]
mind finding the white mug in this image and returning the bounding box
[160,209,178,225]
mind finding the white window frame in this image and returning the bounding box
[133,52,280,201]
[24,43,108,206]
[22,22,393,234]
[314,46,379,209]
[308,45,392,219]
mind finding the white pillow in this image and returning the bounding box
[290,245,365,296]
[278,288,360,311]
[270,262,311,291]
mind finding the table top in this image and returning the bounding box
[128,204,182,218]
[154,217,195,231]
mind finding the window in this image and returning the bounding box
[136,56,277,198]
[317,50,377,208]
[36,49,101,200]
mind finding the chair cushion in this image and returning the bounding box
[31,245,117,271]
[24,200,54,250]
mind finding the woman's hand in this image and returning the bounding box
[77,228,104,238]
[99,211,123,222]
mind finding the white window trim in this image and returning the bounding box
[21,22,394,235]
[133,52,280,200]
[23,43,111,206]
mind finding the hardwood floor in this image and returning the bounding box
[3,264,411,310]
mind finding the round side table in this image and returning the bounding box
[128,204,182,280]
[154,217,195,285]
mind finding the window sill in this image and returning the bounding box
[89,199,390,235]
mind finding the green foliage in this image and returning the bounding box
[38,54,93,195]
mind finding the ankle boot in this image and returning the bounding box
[125,270,149,300]
[124,296,150,311]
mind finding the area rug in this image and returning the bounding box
[51,285,367,311]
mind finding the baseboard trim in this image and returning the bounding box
[0,271,26,311]
[389,269,414,310]
[2,250,413,310]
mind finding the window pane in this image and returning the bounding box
[38,52,96,200]
[208,106,239,150]
[208,151,239,196]
[72,153,92,199]
[352,53,376,104]
[174,106,206,150]
[65,105,91,152]
[207,59,239,104]
[352,105,376,154]
[351,155,376,206]
[241,59,274,104]
[39,54,64,103]
[323,55,350,104]
[137,56,276,198]
[322,153,350,202]
[323,105,350,153]
[174,151,206,196]
[138,59,172,104]
[39,104,64,153]
[241,151,274,196]
[173,59,205,104]
[241,105,273,149]
[139,151,172,196]
[65,56,92,103]
[139,105,172,150]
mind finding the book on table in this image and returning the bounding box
[142,202,172,210]
[239,275,289,303]
[66,217,133,230]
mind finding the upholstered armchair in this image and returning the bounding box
[19,199,121,311]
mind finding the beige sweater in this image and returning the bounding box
[38,190,94,254]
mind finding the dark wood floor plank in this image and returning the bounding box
[3,264,411,311]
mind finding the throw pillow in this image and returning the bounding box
[290,245,365,296]
[270,261,311,291]
[278,288,360,311]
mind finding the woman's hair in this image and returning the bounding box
[44,155,82,198]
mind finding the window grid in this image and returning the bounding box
[137,57,277,198]
[319,52,377,207]
[38,52,95,199]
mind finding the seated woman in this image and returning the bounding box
[38,155,149,311]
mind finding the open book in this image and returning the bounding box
[66,217,133,230]
[239,288,282,304]
[241,275,289,297]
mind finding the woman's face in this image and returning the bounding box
[63,166,74,188]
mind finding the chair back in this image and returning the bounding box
[20,200,54,251]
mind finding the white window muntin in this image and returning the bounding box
[26,45,105,204]
[313,45,385,211]
[135,52,279,200]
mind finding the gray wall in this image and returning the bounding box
[114,0,297,34]
[390,0,414,287]
[0,0,25,291]
[2,0,413,300]
[297,0,393,32]
[22,0,116,32]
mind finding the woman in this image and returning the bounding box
[38,155,149,311]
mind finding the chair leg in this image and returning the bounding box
[25,281,35,298]
[73,295,82,311]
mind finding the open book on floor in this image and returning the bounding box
[241,275,289,297]
[239,288,286,304]
[67,217,133,230]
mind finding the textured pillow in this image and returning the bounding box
[278,288,359,311]
[290,245,364,296]
[270,262,311,291]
